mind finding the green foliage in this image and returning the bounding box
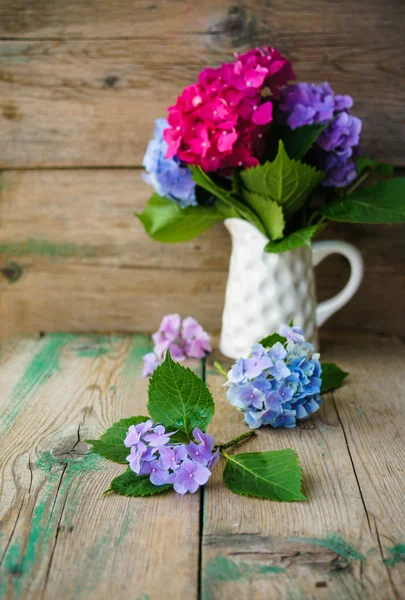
[266,122,330,161]
[136,194,222,242]
[108,468,171,497]
[265,223,324,253]
[222,449,306,501]
[148,351,215,442]
[87,416,149,463]
[321,363,349,393]
[241,191,285,240]
[259,333,287,348]
[190,166,267,234]
[321,178,405,223]
[355,157,394,177]
[240,141,324,217]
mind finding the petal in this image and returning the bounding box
[252,102,273,125]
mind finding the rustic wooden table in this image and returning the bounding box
[1,332,404,599]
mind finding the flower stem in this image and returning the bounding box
[344,169,370,196]
[214,361,228,378]
[218,431,255,451]
[221,449,231,460]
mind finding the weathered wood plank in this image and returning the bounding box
[1,169,404,341]
[0,334,200,599]
[202,335,405,599]
[0,0,404,166]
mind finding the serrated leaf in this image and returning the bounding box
[321,362,349,393]
[136,194,222,243]
[321,178,405,224]
[240,141,324,216]
[190,165,267,235]
[223,449,306,502]
[241,191,285,240]
[148,351,215,443]
[259,333,287,348]
[277,122,331,160]
[265,223,324,253]
[87,416,149,463]
[355,157,394,177]
[109,468,171,497]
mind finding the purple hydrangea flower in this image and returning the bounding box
[152,313,183,359]
[144,424,177,447]
[124,420,154,447]
[182,317,212,359]
[242,344,273,379]
[142,353,162,377]
[141,459,171,485]
[226,323,323,429]
[158,444,188,471]
[278,323,305,344]
[143,118,197,207]
[277,82,361,188]
[171,459,211,494]
[125,420,218,493]
[143,314,211,377]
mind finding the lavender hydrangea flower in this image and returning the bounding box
[125,420,217,494]
[144,424,177,447]
[143,118,197,207]
[171,460,211,495]
[182,317,212,359]
[142,314,212,377]
[226,323,323,429]
[277,82,362,187]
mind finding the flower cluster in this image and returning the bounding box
[163,47,295,173]
[143,314,212,376]
[226,324,322,429]
[277,82,362,187]
[142,118,197,207]
[125,421,219,494]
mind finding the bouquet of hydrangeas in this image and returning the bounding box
[138,47,405,252]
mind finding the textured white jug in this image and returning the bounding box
[219,218,364,359]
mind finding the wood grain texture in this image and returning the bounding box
[202,333,405,599]
[1,169,404,341]
[0,0,404,166]
[1,332,405,598]
[0,333,200,599]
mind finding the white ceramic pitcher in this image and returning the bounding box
[219,218,364,359]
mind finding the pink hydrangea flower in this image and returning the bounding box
[142,314,212,376]
[164,47,295,172]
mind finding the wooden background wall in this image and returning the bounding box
[1,0,404,341]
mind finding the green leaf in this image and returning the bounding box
[223,449,306,502]
[277,122,330,160]
[136,194,222,243]
[190,165,267,235]
[109,468,171,497]
[259,333,287,348]
[87,416,149,463]
[321,178,405,224]
[240,141,324,216]
[241,191,285,240]
[321,362,349,393]
[264,223,324,253]
[148,351,215,443]
[355,157,394,177]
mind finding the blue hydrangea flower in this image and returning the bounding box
[142,118,197,207]
[277,82,362,188]
[226,324,323,429]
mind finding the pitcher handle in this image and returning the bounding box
[312,240,364,327]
